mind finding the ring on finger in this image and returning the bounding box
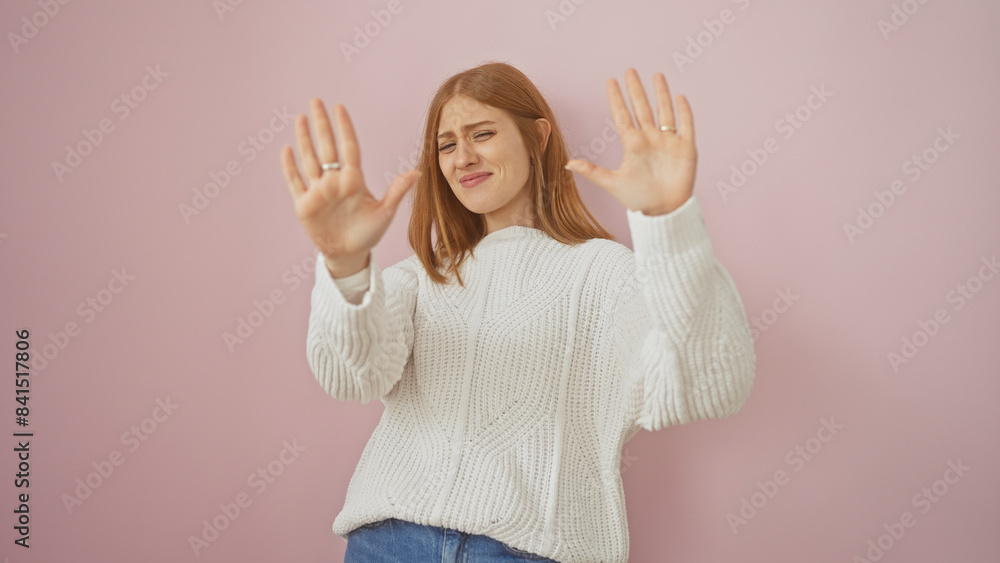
[659,125,676,133]
[321,161,341,171]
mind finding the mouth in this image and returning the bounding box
[460,172,491,188]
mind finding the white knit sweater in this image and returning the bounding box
[306,194,756,563]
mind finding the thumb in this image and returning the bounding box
[383,170,421,213]
[565,159,616,193]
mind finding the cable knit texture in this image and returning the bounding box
[306,194,756,563]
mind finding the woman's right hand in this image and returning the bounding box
[280,98,420,275]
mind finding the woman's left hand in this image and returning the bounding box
[565,68,697,216]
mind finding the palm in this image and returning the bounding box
[566,69,697,216]
[295,164,383,258]
[280,99,419,260]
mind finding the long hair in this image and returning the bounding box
[407,61,615,287]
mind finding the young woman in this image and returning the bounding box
[280,62,756,563]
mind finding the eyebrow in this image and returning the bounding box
[437,120,496,140]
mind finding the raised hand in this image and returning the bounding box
[280,98,420,276]
[564,69,697,216]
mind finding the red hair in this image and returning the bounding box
[408,61,615,287]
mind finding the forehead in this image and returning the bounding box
[438,95,506,129]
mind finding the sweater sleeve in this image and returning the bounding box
[613,194,756,432]
[306,248,418,404]
[331,261,371,306]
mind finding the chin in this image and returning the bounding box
[464,204,497,216]
[455,195,499,216]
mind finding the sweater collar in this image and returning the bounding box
[478,225,550,244]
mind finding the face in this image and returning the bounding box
[436,95,549,234]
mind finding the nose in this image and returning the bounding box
[453,138,479,168]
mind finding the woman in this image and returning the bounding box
[280,62,755,563]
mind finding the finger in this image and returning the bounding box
[625,68,656,130]
[565,158,618,195]
[311,98,339,166]
[606,78,636,132]
[295,113,321,180]
[280,145,308,199]
[654,73,676,131]
[383,170,420,213]
[677,95,695,144]
[332,104,362,168]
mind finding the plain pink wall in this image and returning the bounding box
[1,0,997,561]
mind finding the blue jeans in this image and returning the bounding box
[344,517,559,562]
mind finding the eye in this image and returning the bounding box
[438,131,495,152]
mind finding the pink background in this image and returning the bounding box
[2,0,998,561]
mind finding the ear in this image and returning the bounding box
[535,118,552,153]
